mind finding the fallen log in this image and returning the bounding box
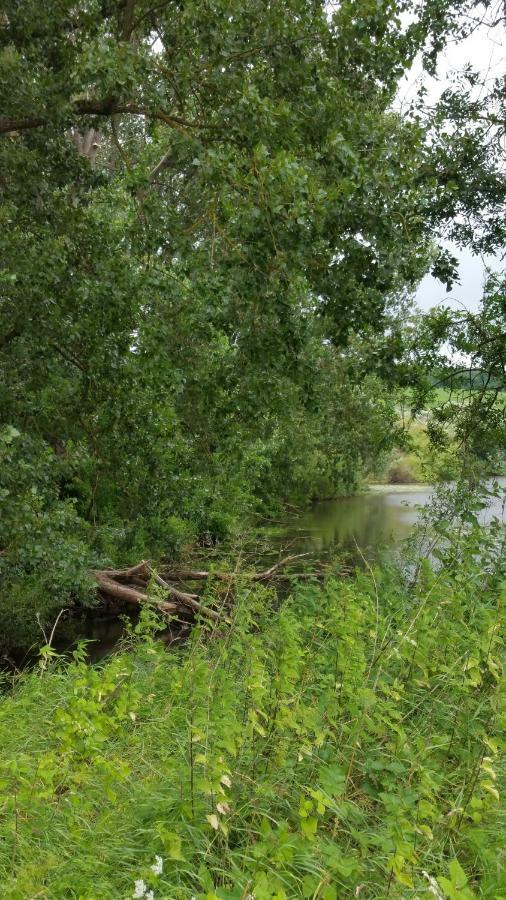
[100,561,151,581]
[94,572,179,616]
[161,568,217,582]
[94,573,148,604]
[150,572,223,623]
[93,553,322,626]
[161,553,311,583]
[94,565,224,623]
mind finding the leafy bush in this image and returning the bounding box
[0,427,95,652]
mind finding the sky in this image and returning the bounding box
[415,244,499,313]
[396,4,505,313]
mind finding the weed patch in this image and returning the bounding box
[0,527,504,898]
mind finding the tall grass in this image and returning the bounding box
[0,523,504,899]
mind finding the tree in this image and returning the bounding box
[405,3,505,470]
[1,0,503,648]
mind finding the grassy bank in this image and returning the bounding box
[0,526,505,899]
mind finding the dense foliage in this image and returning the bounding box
[1,0,505,647]
[413,274,506,473]
[0,518,504,898]
[1,5,505,897]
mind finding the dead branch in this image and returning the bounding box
[101,561,150,580]
[150,571,222,622]
[161,553,311,583]
[252,553,310,581]
[95,572,154,605]
[94,564,222,622]
[92,552,320,628]
[161,568,218,581]
[94,572,178,616]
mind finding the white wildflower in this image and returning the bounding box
[422,871,445,900]
[133,879,147,898]
[151,855,163,876]
[146,892,155,900]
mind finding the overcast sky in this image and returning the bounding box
[415,245,500,312]
[396,5,505,312]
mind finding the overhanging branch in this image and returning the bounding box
[0,100,220,137]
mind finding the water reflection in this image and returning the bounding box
[275,479,505,558]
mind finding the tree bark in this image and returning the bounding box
[92,553,321,627]
[0,102,216,137]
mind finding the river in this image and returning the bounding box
[269,479,505,558]
[51,478,506,663]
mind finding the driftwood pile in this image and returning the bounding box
[93,554,320,625]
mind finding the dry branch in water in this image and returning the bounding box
[93,554,322,625]
[162,553,312,584]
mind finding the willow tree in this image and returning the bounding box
[0,0,502,646]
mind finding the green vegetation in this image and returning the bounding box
[1,519,504,898]
[381,420,461,485]
[0,1,505,893]
[1,0,505,650]
[381,387,506,486]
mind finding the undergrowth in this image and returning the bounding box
[0,523,504,899]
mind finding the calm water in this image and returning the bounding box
[270,479,505,559]
[35,479,506,665]
[275,486,432,556]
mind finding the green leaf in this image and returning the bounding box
[449,859,467,890]
[300,816,318,840]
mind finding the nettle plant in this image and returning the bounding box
[0,518,504,898]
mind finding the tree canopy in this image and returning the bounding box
[0,0,504,649]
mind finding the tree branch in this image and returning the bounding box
[148,148,175,182]
[121,0,137,42]
[94,572,179,615]
[0,100,220,137]
[50,342,89,376]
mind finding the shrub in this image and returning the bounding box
[0,427,95,653]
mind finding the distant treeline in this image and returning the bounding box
[432,369,505,391]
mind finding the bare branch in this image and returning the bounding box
[0,100,221,137]
[149,148,175,182]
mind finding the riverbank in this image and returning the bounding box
[367,483,432,493]
[379,392,506,487]
[4,478,503,669]
[1,521,504,899]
